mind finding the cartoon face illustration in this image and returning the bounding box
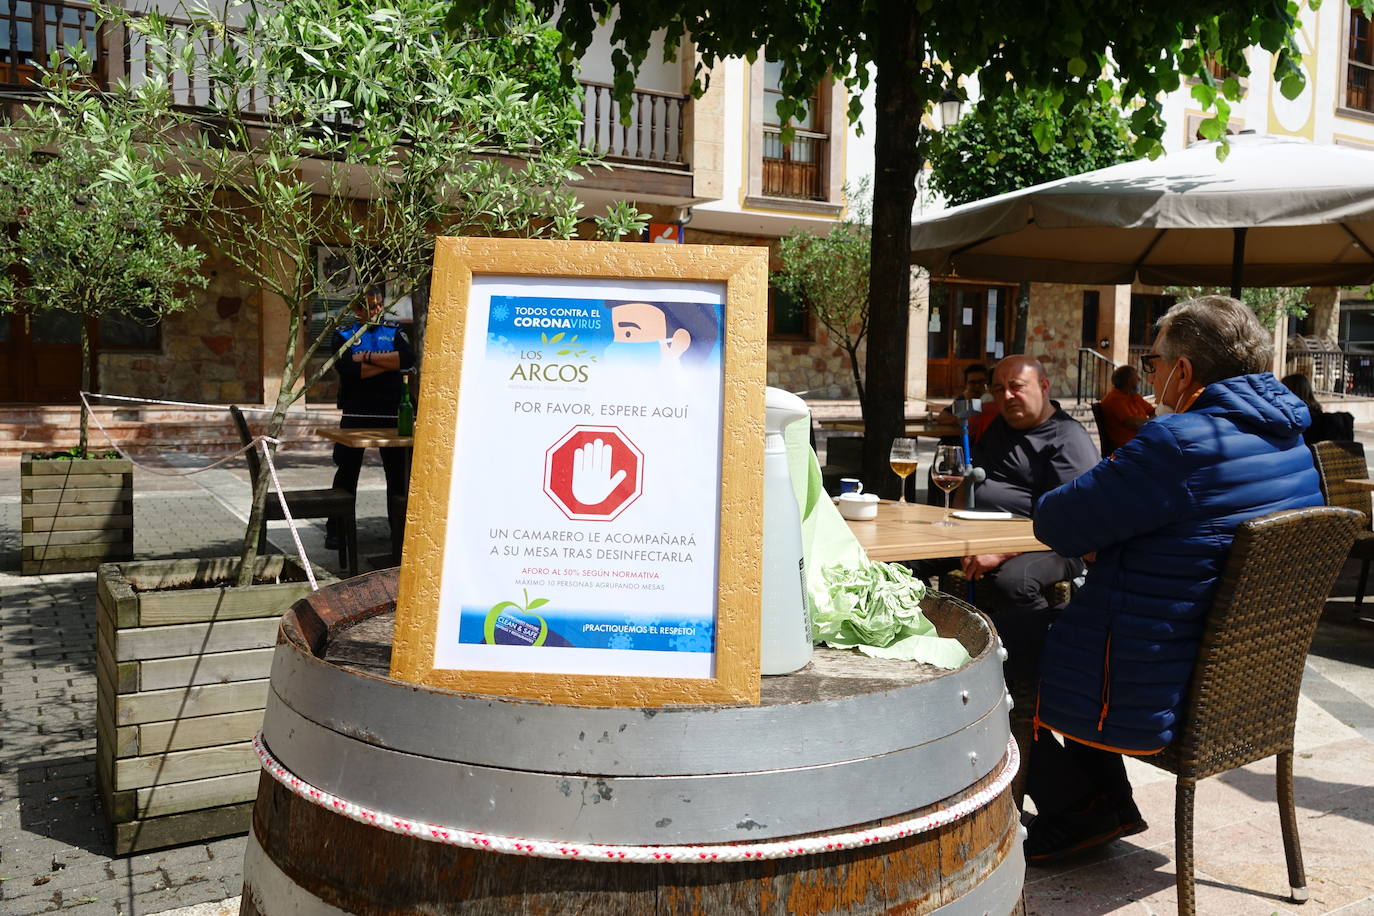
[604,300,719,368]
[609,301,692,363]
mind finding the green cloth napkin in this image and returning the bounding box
[784,422,970,670]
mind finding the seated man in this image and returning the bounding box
[1097,364,1153,453]
[1026,296,1324,863]
[910,355,1100,682]
[927,364,996,505]
[938,363,997,442]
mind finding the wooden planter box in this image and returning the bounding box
[21,452,134,575]
[95,555,336,854]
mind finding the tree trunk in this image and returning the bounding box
[862,4,925,498]
[79,319,91,457]
[236,402,291,587]
[410,267,431,372]
[846,344,866,421]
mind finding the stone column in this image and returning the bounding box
[1104,285,1131,371]
[906,268,930,409]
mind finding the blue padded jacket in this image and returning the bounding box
[1032,373,1323,753]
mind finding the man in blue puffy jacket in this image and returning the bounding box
[1024,296,1323,863]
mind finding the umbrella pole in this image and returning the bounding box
[1230,227,1247,298]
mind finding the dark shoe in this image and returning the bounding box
[1115,798,1148,838]
[324,533,341,551]
[1025,794,1128,864]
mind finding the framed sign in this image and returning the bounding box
[392,238,768,706]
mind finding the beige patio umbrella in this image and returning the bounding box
[909,133,1374,296]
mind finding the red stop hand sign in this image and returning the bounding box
[544,426,644,521]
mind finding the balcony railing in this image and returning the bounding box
[578,80,689,170]
[0,8,693,174]
[1348,60,1374,114]
[1128,345,1157,399]
[0,0,102,88]
[761,127,826,200]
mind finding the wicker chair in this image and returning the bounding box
[1140,505,1359,915]
[230,406,358,577]
[1310,440,1374,609]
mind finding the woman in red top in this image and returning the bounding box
[1098,364,1154,453]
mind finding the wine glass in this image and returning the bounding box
[932,444,970,526]
[889,438,918,505]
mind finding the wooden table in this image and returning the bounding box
[844,501,1048,562]
[318,427,415,563]
[1347,478,1374,492]
[819,419,961,438]
[317,427,414,449]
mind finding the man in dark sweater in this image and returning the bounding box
[326,288,415,551]
[910,355,1099,680]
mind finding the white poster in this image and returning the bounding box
[432,276,726,679]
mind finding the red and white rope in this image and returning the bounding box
[77,392,319,588]
[253,731,1019,863]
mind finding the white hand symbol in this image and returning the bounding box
[571,438,628,505]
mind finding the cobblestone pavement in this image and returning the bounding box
[5,429,1374,913]
[1,447,393,914]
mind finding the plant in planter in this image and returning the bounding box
[115,0,647,587]
[1,55,207,574]
[62,0,646,850]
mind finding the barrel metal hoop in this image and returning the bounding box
[252,731,1020,864]
[266,637,1008,776]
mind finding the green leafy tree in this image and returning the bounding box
[0,54,206,457]
[927,91,1133,352]
[773,181,872,415]
[108,0,646,584]
[927,93,1132,207]
[454,0,1373,489]
[1163,285,1309,331]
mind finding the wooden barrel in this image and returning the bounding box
[240,569,1024,915]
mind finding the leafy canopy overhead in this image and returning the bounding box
[453,0,1365,158]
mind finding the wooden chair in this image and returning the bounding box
[1140,505,1360,915]
[820,434,864,495]
[1090,402,1115,456]
[1310,440,1374,608]
[230,406,358,577]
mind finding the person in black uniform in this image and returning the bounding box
[326,286,415,551]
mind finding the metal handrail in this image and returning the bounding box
[1128,345,1156,398]
[1076,347,1116,403]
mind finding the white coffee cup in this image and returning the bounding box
[837,491,880,520]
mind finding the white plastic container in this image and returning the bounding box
[760,387,814,675]
[837,491,880,520]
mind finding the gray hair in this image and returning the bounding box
[1156,296,1272,386]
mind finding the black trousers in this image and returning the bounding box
[329,416,408,540]
[1027,732,1136,818]
[908,551,1082,685]
[910,552,1134,820]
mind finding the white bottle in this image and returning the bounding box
[760,387,814,675]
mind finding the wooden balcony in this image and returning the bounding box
[1348,60,1374,115]
[0,6,695,197]
[761,128,827,201]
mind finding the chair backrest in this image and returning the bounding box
[229,405,262,488]
[1311,439,1370,529]
[1090,402,1113,456]
[1159,506,1359,780]
[824,435,864,472]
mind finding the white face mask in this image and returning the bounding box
[1153,362,1179,417]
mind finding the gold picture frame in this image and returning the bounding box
[391,237,768,706]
